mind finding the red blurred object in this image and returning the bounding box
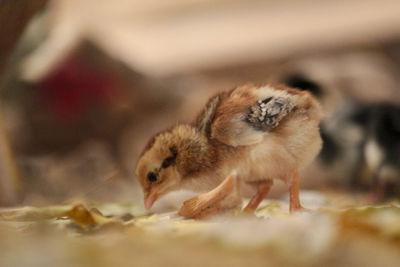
[37,53,122,125]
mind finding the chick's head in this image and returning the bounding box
[136,125,207,209]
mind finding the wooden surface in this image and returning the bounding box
[20,0,400,80]
[0,0,48,77]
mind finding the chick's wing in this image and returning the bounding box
[208,85,296,147]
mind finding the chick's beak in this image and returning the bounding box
[144,192,158,210]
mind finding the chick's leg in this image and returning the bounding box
[179,172,241,219]
[244,180,273,212]
[288,169,306,212]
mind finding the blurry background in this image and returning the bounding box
[1,0,400,207]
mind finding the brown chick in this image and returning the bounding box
[135,83,323,218]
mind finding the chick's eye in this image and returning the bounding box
[147,172,157,183]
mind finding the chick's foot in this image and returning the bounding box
[179,173,241,219]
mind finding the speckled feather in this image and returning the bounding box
[246,97,295,131]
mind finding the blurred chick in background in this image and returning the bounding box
[281,50,400,200]
[363,104,400,199]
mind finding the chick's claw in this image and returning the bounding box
[179,196,222,219]
[179,174,241,219]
